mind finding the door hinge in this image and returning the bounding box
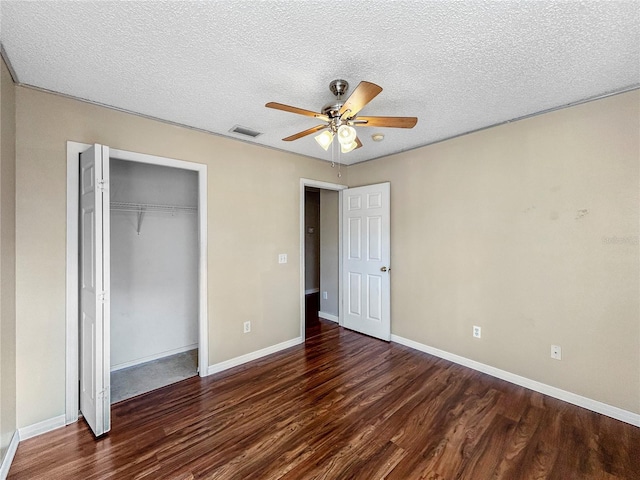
[98,386,110,401]
[97,180,108,192]
[98,291,108,303]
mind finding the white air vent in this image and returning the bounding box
[229,125,262,138]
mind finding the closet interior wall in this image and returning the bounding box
[109,159,199,370]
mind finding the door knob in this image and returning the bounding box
[380,266,388,272]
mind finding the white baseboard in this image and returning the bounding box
[318,311,339,323]
[0,430,20,480]
[207,337,303,376]
[17,414,66,441]
[391,334,640,427]
[111,343,198,372]
[305,288,319,295]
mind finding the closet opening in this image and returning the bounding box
[109,159,199,403]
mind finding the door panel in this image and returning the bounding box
[348,217,361,260]
[367,216,382,261]
[79,144,110,437]
[367,274,382,321]
[348,272,362,316]
[342,182,390,340]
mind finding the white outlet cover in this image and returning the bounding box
[473,326,481,338]
[278,254,287,264]
[551,345,562,360]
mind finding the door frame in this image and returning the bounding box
[65,141,208,424]
[299,178,347,337]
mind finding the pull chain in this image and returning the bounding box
[331,133,335,168]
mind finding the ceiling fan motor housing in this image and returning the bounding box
[321,100,344,119]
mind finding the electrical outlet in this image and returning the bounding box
[551,344,562,360]
[243,321,251,333]
[473,326,481,338]
[323,291,328,300]
[278,254,287,264]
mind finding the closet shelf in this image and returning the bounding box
[111,202,197,214]
[111,202,197,235]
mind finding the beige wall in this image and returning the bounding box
[347,91,640,413]
[1,57,17,459]
[14,86,346,427]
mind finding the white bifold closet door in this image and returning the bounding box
[342,182,391,341]
[79,144,111,437]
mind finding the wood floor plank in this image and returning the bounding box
[489,405,545,478]
[8,320,640,479]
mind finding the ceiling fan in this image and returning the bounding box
[266,79,418,153]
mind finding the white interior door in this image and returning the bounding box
[79,144,111,436]
[342,182,391,340]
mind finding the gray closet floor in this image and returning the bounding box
[110,349,198,404]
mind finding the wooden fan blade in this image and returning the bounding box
[339,81,383,118]
[266,102,329,122]
[355,116,418,128]
[355,136,363,149]
[283,125,327,141]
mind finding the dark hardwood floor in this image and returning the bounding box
[9,321,640,479]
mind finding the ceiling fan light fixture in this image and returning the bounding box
[315,130,334,150]
[341,140,358,154]
[337,125,357,146]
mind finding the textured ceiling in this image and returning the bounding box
[1,1,638,165]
